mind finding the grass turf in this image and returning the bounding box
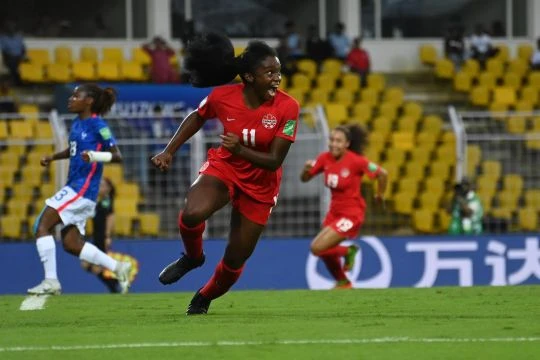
[1,286,539,360]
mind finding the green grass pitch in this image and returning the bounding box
[1,286,539,360]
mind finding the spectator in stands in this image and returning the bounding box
[530,38,540,70]
[142,36,179,84]
[470,24,496,68]
[346,37,370,86]
[448,178,484,235]
[284,20,304,59]
[0,21,26,86]
[305,24,333,65]
[328,22,351,60]
[444,26,465,70]
[275,35,295,77]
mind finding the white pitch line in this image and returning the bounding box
[19,295,50,311]
[1,337,540,352]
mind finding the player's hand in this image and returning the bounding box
[375,194,385,210]
[303,159,315,172]
[220,132,242,154]
[81,151,90,163]
[40,155,53,167]
[151,151,173,172]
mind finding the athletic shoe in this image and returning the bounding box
[343,244,359,272]
[27,278,62,295]
[333,279,353,289]
[186,289,211,315]
[114,261,132,294]
[158,253,205,285]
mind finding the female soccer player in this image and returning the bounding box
[151,33,299,315]
[300,125,388,289]
[28,84,132,295]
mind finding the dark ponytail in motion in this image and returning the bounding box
[79,83,117,115]
[185,32,277,87]
[334,124,369,155]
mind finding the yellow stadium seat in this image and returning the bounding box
[7,199,30,217]
[131,47,152,65]
[325,103,348,128]
[139,213,160,236]
[503,174,524,194]
[54,46,73,65]
[469,86,490,106]
[27,49,50,65]
[97,62,120,81]
[367,73,385,92]
[519,87,538,105]
[517,44,534,62]
[0,166,17,185]
[429,161,451,180]
[115,215,134,236]
[34,121,53,140]
[416,132,438,151]
[103,164,124,185]
[419,44,437,65]
[482,160,502,178]
[11,182,34,201]
[477,190,494,212]
[378,102,398,121]
[438,209,452,232]
[435,145,456,163]
[9,120,33,139]
[502,72,521,89]
[396,115,419,132]
[491,207,513,220]
[494,44,509,63]
[0,151,20,166]
[410,148,431,165]
[519,208,538,231]
[383,87,405,106]
[115,199,138,217]
[234,47,246,56]
[476,175,498,193]
[413,209,437,233]
[462,59,480,77]
[296,59,318,79]
[315,73,336,92]
[308,88,331,105]
[403,162,426,179]
[364,147,380,163]
[0,215,23,239]
[0,122,8,139]
[279,74,288,89]
[360,88,379,107]
[514,100,533,112]
[486,58,504,78]
[425,177,445,193]
[422,115,444,134]
[497,191,520,210]
[21,166,44,186]
[434,58,454,79]
[372,116,393,136]
[369,132,387,149]
[291,73,311,92]
[351,103,373,124]
[72,62,97,81]
[19,63,45,83]
[40,183,56,198]
[80,47,98,63]
[386,148,407,165]
[391,131,415,150]
[454,71,472,92]
[393,192,415,215]
[466,145,481,170]
[333,88,354,107]
[419,192,442,211]
[116,182,141,203]
[398,178,419,194]
[120,62,145,81]
[286,88,306,106]
[341,73,360,92]
[46,63,72,82]
[403,102,423,121]
[507,59,527,77]
[531,117,540,131]
[489,102,508,113]
[506,116,526,134]
[478,72,497,89]
[525,189,540,209]
[493,86,516,105]
[7,144,27,156]
[528,72,540,88]
[321,59,342,78]
[102,48,124,64]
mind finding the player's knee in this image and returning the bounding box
[310,243,324,256]
[181,206,207,228]
[61,237,82,256]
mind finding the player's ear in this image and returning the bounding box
[244,72,254,83]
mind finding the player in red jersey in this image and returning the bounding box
[151,33,299,314]
[301,124,388,289]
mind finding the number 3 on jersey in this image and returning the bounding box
[69,141,77,156]
[242,128,256,147]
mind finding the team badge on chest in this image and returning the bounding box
[340,168,350,178]
[262,113,277,129]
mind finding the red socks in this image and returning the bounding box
[318,245,348,258]
[178,212,205,260]
[200,260,244,300]
[320,255,348,282]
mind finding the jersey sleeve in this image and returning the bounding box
[275,99,300,142]
[95,119,117,149]
[196,90,217,120]
[308,153,326,176]
[357,155,382,179]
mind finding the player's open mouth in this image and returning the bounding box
[267,85,279,97]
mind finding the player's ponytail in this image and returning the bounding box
[335,124,368,155]
[79,83,117,115]
[184,32,277,87]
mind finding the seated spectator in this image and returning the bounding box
[142,36,179,84]
[284,20,304,59]
[0,21,26,86]
[305,24,333,64]
[328,22,351,60]
[275,35,296,77]
[470,24,496,68]
[444,26,465,70]
[346,37,370,86]
[531,38,540,70]
[447,178,484,235]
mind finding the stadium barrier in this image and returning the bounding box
[1,235,539,294]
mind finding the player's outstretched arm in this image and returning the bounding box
[300,160,316,182]
[375,167,388,207]
[220,133,292,171]
[151,110,205,172]
[40,147,70,166]
[82,145,122,163]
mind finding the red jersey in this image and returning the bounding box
[346,48,370,72]
[309,150,381,215]
[197,83,300,204]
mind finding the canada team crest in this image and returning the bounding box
[262,113,277,129]
[341,168,350,178]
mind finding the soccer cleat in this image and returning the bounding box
[333,279,353,289]
[114,261,132,294]
[158,253,205,285]
[343,244,359,272]
[27,278,62,295]
[186,289,211,315]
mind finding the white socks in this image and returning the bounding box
[36,235,58,280]
[79,242,118,271]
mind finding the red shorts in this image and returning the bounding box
[200,161,277,226]
[323,210,365,239]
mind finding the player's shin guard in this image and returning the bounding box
[200,259,244,300]
[178,211,205,259]
[320,255,348,282]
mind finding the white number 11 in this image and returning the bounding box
[242,128,256,147]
